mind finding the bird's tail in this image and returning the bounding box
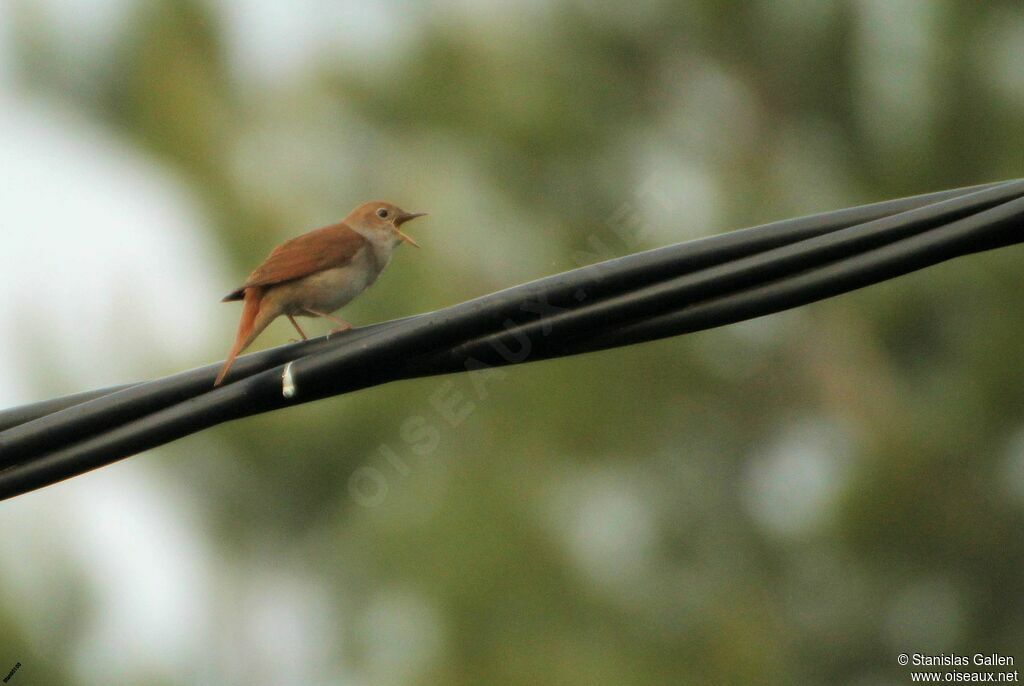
[214,287,271,386]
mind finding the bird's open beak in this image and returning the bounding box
[397,230,421,248]
[395,211,426,226]
[395,211,426,248]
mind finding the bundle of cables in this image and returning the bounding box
[1,179,1022,501]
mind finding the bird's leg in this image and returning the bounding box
[305,308,353,335]
[286,315,308,342]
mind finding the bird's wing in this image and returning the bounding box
[222,223,368,302]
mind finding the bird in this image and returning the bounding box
[214,200,426,386]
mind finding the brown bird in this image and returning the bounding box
[214,200,425,386]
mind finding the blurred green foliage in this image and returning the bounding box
[5,0,1024,684]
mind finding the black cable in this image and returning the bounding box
[432,181,1024,363]
[1,180,1021,500]
[0,179,1000,435]
[445,192,1024,363]
[0,316,429,465]
[270,181,1024,403]
[0,385,137,433]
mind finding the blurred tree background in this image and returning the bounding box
[1,1,1023,684]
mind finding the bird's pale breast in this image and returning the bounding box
[268,245,382,316]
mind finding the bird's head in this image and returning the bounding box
[347,201,426,248]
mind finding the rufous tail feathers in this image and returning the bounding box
[214,287,271,386]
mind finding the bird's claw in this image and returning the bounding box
[326,324,353,340]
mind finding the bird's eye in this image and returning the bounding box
[376,208,389,219]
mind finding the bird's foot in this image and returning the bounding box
[326,323,353,339]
